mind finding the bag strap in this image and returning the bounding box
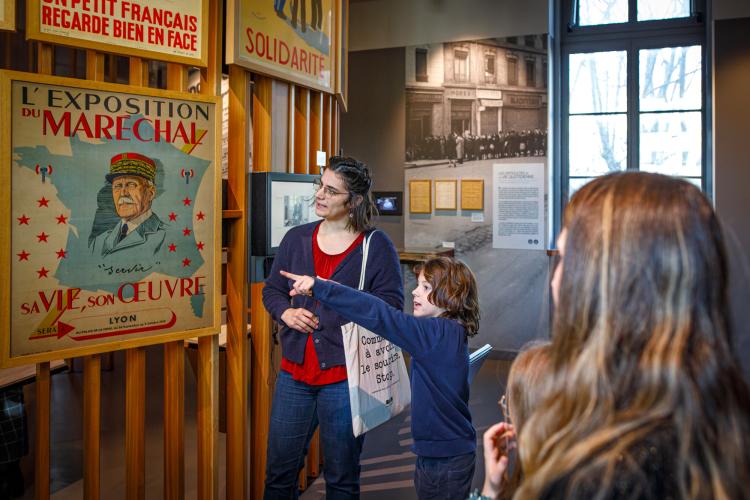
[357,230,376,291]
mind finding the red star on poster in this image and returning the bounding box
[56,248,67,259]
[17,250,30,261]
[182,258,191,267]
[56,214,68,224]
[17,214,30,225]
[37,267,49,278]
[168,243,177,252]
[37,197,50,207]
[183,227,192,236]
[37,232,49,242]
[168,212,177,221]
[196,241,204,250]
[196,211,205,221]
[182,197,192,206]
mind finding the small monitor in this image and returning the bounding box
[373,191,403,216]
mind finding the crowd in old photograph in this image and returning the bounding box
[406,129,547,163]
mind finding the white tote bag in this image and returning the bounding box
[342,232,411,437]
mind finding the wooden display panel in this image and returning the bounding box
[409,179,431,214]
[334,0,349,111]
[461,179,484,210]
[434,179,457,210]
[226,0,339,93]
[0,70,221,367]
[0,0,15,31]
[26,0,209,67]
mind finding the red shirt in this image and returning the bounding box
[281,223,365,385]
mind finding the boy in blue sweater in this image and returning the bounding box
[281,256,480,499]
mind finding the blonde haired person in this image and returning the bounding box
[478,341,552,500]
[510,172,750,499]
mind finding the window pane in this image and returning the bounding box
[640,111,701,176]
[682,177,702,189]
[569,114,627,176]
[640,46,701,111]
[579,0,628,26]
[569,177,597,196]
[569,51,627,114]
[637,0,690,21]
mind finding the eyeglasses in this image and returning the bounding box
[313,178,348,198]
[499,394,511,424]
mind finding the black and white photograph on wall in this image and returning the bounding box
[403,34,551,351]
[284,195,311,227]
[405,36,548,166]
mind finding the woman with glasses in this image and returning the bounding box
[262,156,403,499]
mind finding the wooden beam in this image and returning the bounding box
[124,55,149,500]
[250,282,274,500]
[163,341,185,499]
[322,94,332,160]
[35,362,50,500]
[163,62,187,500]
[294,86,309,174]
[196,2,222,498]
[35,42,53,500]
[227,64,249,500]
[125,348,146,500]
[82,49,105,500]
[83,355,101,500]
[309,92,323,173]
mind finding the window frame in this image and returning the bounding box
[415,48,428,82]
[454,48,469,82]
[552,0,712,240]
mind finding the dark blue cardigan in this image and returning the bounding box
[313,278,476,458]
[262,221,404,370]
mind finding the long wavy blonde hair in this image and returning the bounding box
[516,172,750,499]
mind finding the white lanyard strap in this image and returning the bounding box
[357,231,376,291]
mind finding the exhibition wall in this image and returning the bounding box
[343,1,750,366]
[714,16,750,380]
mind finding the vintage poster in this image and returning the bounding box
[27,0,208,66]
[492,163,545,250]
[0,0,15,31]
[227,0,335,93]
[0,71,220,366]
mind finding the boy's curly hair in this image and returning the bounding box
[413,256,480,336]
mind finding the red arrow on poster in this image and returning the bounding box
[57,321,75,339]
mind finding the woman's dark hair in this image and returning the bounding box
[327,156,377,232]
[413,257,481,336]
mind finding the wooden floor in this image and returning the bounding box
[12,348,510,498]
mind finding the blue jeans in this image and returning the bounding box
[264,370,365,499]
[414,452,476,500]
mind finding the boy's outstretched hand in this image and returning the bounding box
[280,270,316,297]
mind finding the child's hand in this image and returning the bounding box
[481,421,516,498]
[280,270,316,297]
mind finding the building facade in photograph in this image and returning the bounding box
[405,36,548,161]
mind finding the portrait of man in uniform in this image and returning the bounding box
[89,153,167,259]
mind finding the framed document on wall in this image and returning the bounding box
[409,180,431,214]
[460,179,484,210]
[434,179,457,210]
[0,70,221,366]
